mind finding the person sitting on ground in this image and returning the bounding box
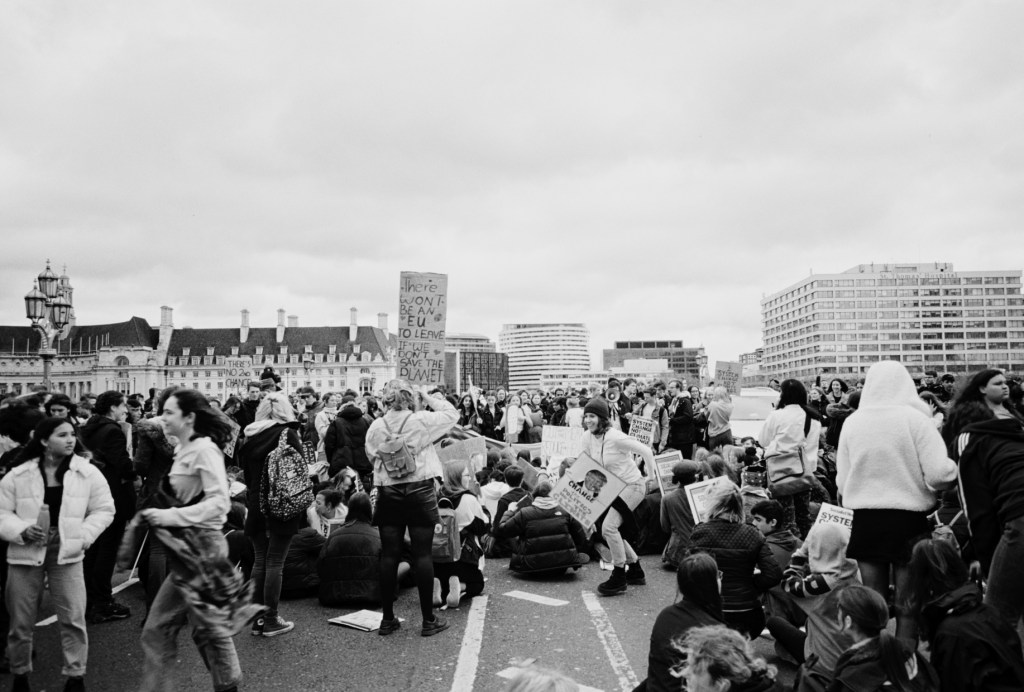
[705,452,739,486]
[902,539,1024,692]
[660,461,703,570]
[280,519,326,600]
[305,488,347,538]
[750,499,803,621]
[494,481,589,577]
[488,466,533,558]
[828,584,938,692]
[767,522,859,691]
[689,482,782,640]
[433,460,489,609]
[675,624,784,692]
[479,468,510,520]
[641,553,724,692]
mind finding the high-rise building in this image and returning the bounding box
[443,350,509,394]
[602,340,707,382]
[762,263,1024,381]
[498,323,590,390]
[444,333,496,353]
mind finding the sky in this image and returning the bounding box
[2,1,1023,371]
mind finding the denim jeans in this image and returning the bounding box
[250,531,293,617]
[986,515,1024,627]
[6,532,87,677]
[139,531,241,692]
[603,482,646,567]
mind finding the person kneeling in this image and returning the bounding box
[494,481,590,578]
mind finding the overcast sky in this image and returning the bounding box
[2,1,1022,372]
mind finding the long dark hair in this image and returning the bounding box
[777,379,820,436]
[838,585,926,692]
[677,553,723,621]
[15,417,86,483]
[903,539,969,643]
[169,389,235,450]
[942,369,1006,446]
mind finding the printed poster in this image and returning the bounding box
[652,450,683,495]
[551,454,627,528]
[813,503,854,538]
[540,426,585,463]
[436,436,488,471]
[685,476,730,524]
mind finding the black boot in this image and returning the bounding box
[626,561,646,585]
[63,677,85,692]
[598,566,628,596]
[12,674,29,692]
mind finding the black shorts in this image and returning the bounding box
[847,508,930,564]
[373,479,440,529]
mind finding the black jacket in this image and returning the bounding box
[690,518,782,612]
[324,405,372,477]
[318,519,382,607]
[494,501,588,573]
[824,402,856,448]
[281,527,325,597]
[953,417,1024,573]
[133,419,176,504]
[667,396,696,449]
[238,422,305,536]
[79,414,136,517]
[646,601,722,692]
[921,583,1024,692]
[828,637,938,692]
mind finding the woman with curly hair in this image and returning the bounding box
[674,624,783,692]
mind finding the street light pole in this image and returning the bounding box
[24,261,72,392]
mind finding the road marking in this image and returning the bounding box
[450,595,488,692]
[497,666,604,692]
[581,591,640,692]
[503,590,569,607]
[36,576,139,628]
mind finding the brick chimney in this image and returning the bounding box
[276,309,286,343]
[240,309,250,343]
[349,307,358,343]
[287,315,298,328]
[377,312,388,332]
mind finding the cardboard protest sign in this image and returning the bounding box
[652,450,683,495]
[511,442,543,459]
[397,272,448,385]
[514,457,540,489]
[224,357,256,393]
[685,477,730,524]
[223,419,241,459]
[540,426,584,463]
[627,416,655,448]
[813,503,854,537]
[436,436,488,471]
[551,454,627,528]
[714,361,743,395]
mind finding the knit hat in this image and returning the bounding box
[607,377,622,390]
[259,367,281,391]
[583,397,610,420]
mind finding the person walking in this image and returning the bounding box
[706,386,735,451]
[0,417,115,692]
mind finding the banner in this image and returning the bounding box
[437,436,488,471]
[813,503,854,537]
[652,450,683,495]
[551,454,627,528]
[627,416,655,448]
[714,361,743,395]
[685,477,730,524]
[540,426,584,462]
[397,272,448,385]
[224,357,256,393]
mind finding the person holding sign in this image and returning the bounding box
[577,398,654,596]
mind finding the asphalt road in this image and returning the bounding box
[20,560,798,691]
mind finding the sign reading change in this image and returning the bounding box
[397,272,448,385]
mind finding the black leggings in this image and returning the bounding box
[766,615,807,664]
[380,525,435,623]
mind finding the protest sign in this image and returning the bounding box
[551,454,627,528]
[652,450,683,495]
[813,503,854,537]
[223,419,241,459]
[627,416,655,448]
[437,436,488,471]
[515,457,540,489]
[685,477,730,524]
[224,357,256,393]
[397,272,448,385]
[714,361,743,395]
[540,426,584,463]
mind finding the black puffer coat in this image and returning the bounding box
[318,520,382,606]
[324,405,372,477]
[494,499,588,573]
[281,527,325,598]
[690,518,781,612]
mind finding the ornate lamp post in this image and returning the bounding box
[24,260,72,391]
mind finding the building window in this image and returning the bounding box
[114,356,129,367]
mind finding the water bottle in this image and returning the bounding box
[36,503,50,539]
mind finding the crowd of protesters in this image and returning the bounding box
[1,360,1024,691]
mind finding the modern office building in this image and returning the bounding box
[444,333,496,353]
[761,263,1024,381]
[443,350,509,394]
[602,340,708,382]
[498,323,590,390]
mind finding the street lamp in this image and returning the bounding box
[24,260,72,391]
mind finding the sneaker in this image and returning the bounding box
[12,674,29,692]
[85,601,130,625]
[63,677,85,692]
[378,618,401,636]
[250,617,265,637]
[597,566,628,596]
[432,578,443,607]
[104,600,131,619]
[626,561,646,586]
[421,615,449,637]
[261,615,294,638]
[445,576,462,609]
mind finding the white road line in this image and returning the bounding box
[581,591,640,692]
[450,595,488,692]
[497,666,604,692]
[503,590,569,607]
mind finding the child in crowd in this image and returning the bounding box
[660,461,702,570]
[564,396,583,429]
[751,500,803,625]
[479,468,510,520]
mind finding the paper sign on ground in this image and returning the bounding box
[685,476,730,524]
[627,416,655,448]
[814,503,854,537]
[652,450,684,495]
[540,426,584,463]
[328,610,403,632]
[714,361,743,395]
[397,272,448,385]
[437,436,488,471]
[551,454,627,528]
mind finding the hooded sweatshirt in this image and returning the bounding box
[836,361,956,511]
[952,417,1024,572]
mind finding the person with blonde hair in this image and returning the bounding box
[674,624,783,691]
[707,386,735,451]
[504,665,580,692]
[432,459,489,608]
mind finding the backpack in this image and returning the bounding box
[260,430,314,521]
[431,496,462,563]
[931,510,963,550]
[377,413,419,480]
